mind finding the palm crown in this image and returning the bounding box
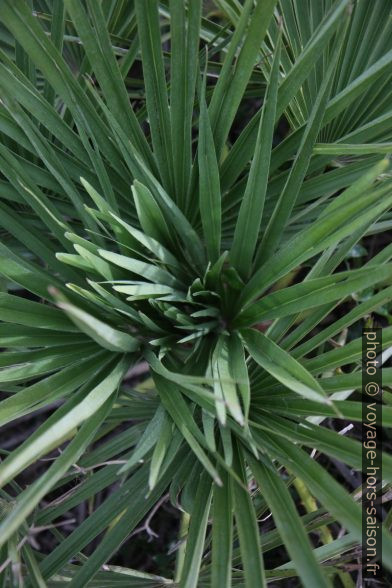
[0,0,392,586]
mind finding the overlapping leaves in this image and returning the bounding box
[0,1,391,586]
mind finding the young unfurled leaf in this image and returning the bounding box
[198,76,221,263]
[242,328,332,406]
[212,335,244,425]
[248,454,329,588]
[211,468,233,588]
[180,471,213,588]
[132,180,174,248]
[232,443,266,588]
[235,264,392,327]
[241,159,391,306]
[50,288,140,352]
[1,1,392,584]
[99,249,182,288]
[231,35,281,278]
[152,372,222,486]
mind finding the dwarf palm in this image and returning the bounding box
[0,1,392,586]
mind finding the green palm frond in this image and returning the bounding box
[0,0,392,586]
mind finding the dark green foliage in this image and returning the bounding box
[0,1,392,586]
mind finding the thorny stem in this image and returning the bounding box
[174,511,190,583]
[294,478,355,588]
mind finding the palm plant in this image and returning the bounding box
[0,0,392,585]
